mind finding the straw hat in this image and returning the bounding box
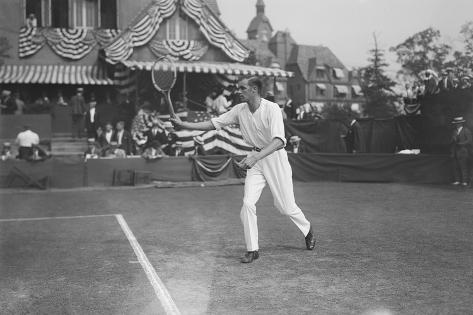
[452,117,466,124]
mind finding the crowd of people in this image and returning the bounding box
[403,67,473,111]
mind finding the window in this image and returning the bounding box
[51,0,69,28]
[316,69,325,78]
[332,68,345,79]
[316,83,326,96]
[166,14,188,40]
[25,0,50,27]
[25,0,116,28]
[73,0,98,28]
[334,85,348,98]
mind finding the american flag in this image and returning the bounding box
[174,111,253,155]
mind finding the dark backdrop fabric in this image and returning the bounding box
[190,155,237,181]
[284,120,346,153]
[288,153,452,184]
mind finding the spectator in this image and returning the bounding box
[85,95,99,139]
[438,68,457,92]
[459,76,472,90]
[343,117,362,153]
[15,125,39,160]
[450,117,472,186]
[213,88,230,115]
[99,122,114,147]
[26,13,37,28]
[1,90,17,115]
[205,90,217,113]
[284,98,294,120]
[84,138,102,160]
[56,90,68,107]
[112,121,134,155]
[70,87,87,139]
[14,92,25,115]
[1,142,14,160]
[117,94,135,130]
[420,70,438,95]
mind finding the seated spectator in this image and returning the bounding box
[145,119,168,151]
[205,90,217,113]
[99,122,114,147]
[113,121,134,156]
[84,138,102,160]
[15,125,39,160]
[1,142,14,160]
[213,88,230,115]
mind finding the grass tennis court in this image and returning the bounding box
[1,182,472,314]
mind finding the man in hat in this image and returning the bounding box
[85,94,100,139]
[438,67,457,92]
[112,121,134,156]
[70,87,86,139]
[450,117,472,186]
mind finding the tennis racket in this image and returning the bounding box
[151,56,177,117]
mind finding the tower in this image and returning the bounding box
[246,0,273,42]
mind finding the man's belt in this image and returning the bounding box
[253,147,261,152]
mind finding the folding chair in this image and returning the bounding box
[6,166,50,190]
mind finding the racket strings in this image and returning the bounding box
[152,69,176,91]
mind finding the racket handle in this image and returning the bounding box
[165,91,176,118]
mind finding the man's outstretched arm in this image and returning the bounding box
[170,116,215,131]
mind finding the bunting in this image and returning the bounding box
[104,0,249,64]
[18,26,121,60]
[43,28,97,60]
[149,39,209,60]
[18,26,45,58]
[174,111,253,155]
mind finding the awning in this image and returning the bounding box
[316,66,325,70]
[316,83,327,90]
[0,64,113,85]
[121,60,294,78]
[333,68,345,79]
[352,85,363,96]
[334,85,349,94]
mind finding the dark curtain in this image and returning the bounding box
[284,120,346,153]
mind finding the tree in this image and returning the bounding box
[390,27,451,75]
[359,33,398,118]
[0,36,11,65]
[448,21,473,70]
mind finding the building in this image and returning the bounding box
[244,0,365,114]
[0,0,293,125]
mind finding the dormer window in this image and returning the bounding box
[166,14,188,40]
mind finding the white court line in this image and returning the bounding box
[115,214,181,315]
[0,214,117,222]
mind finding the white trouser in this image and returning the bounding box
[240,150,311,251]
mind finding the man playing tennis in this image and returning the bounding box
[171,77,316,263]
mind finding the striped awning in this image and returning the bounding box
[0,64,113,84]
[121,60,294,78]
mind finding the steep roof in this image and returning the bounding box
[203,0,220,16]
[287,44,346,81]
[104,0,249,64]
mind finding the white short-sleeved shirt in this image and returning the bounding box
[15,130,39,147]
[211,98,287,149]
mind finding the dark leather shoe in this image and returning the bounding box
[305,226,316,250]
[241,251,259,263]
